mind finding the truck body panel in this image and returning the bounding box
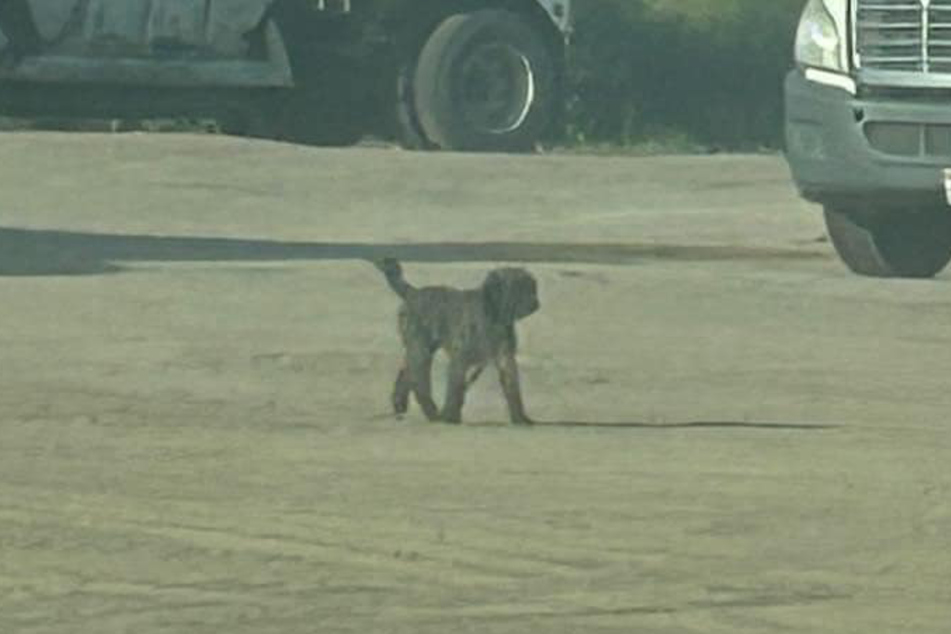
[786,70,949,208]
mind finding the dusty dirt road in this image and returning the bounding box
[1,133,949,633]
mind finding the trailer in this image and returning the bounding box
[0,0,572,151]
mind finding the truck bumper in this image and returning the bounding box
[785,69,951,209]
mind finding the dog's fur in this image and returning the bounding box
[375,258,539,425]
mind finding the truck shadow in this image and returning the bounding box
[0,226,827,277]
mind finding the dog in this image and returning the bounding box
[375,258,539,425]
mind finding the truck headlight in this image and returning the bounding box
[795,0,845,72]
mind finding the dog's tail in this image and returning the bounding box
[374,258,414,299]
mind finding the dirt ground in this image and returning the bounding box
[1,132,949,633]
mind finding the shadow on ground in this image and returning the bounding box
[0,226,828,277]
[534,420,840,431]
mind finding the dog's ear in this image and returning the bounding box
[484,269,540,323]
[483,270,514,324]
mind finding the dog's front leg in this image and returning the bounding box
[495,352,533,425]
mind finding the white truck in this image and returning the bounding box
[787,0,951,277]
[0,0,571,152]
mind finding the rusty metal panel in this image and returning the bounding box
[207,1,272,57]
[27,0,76,42]
[147,1,208,49]
[25,0,272,58]
[2,1,290,87]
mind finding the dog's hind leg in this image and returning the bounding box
[398,312,440,422]
[406,346,440,422]
[441,355,470,424]
[391,363,412,418]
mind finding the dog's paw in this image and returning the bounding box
[511,413,536,426]
[439,411,463,425]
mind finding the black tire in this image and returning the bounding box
[394,61,436,150]
[413,9,558,152]
[824,206,951,278]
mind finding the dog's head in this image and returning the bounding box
[483,267,540,324]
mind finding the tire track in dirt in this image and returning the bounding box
[0,493,558,589]
[0,477,666,602]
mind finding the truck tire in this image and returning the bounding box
[394,61,436,150]
[824,206,951,278]
[413,9,557,152]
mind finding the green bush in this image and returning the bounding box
[566,0,804,150]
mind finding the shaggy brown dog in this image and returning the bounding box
[375,258,539,425]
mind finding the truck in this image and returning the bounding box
[786,0,951,278]
[0,0,571,152]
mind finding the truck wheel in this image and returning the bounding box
[824,206,951,278]
[394,61,436,150]
[413,9,557,152]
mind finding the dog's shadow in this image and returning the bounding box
[536,420,840,431]
[403,419,841,432]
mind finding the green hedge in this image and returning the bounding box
[565,0,805,150]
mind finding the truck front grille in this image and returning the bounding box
[865,121,951,156]
[856,0,951,73]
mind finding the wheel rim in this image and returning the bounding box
[454,42,535,135]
